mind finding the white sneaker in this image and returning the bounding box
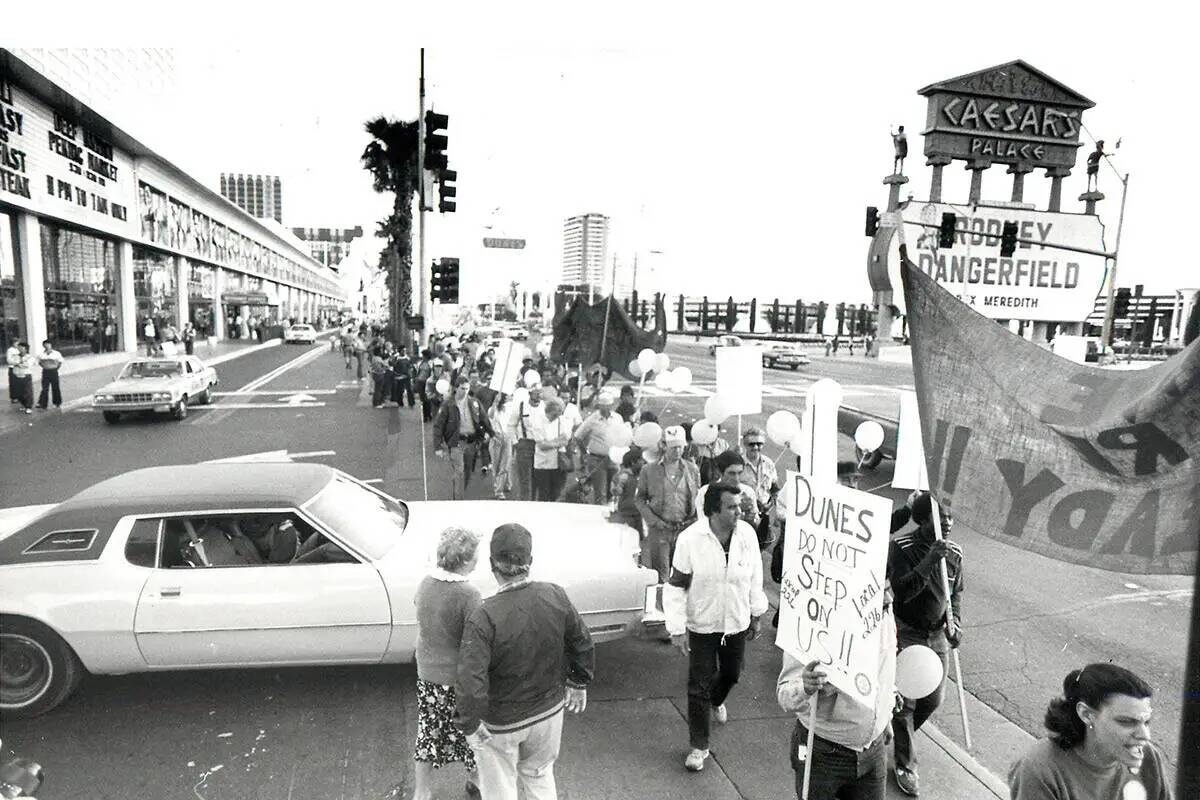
[713,703,728,724]
[684,748,709,772]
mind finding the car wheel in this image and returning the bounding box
[0,616,85,718]
[197,386,212,405]
[173,396,189,421]
[791,364,800,371]
[102,411,120,424]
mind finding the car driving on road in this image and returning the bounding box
[708,335,743,356]
[283,324,317,344]
[762,342,811,370]
[91,356,218,424]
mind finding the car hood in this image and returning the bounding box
[0,504,57,541]
[97,376,179,392]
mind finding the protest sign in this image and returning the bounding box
[715,345,763,415]
[902,261,1199,574]
[489,339,525,393]
[893,391,930,491]
[776,470,893,707]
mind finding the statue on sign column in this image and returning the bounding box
[1086,140,1106,191]
[891,125,908,175]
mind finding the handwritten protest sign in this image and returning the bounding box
[776,470,893,707]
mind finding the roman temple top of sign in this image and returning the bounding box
[917,60,1095,109]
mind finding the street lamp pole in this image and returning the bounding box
[1099,172,1130,355]
[416,48,428,351]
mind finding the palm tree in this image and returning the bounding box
[361,117,418,345]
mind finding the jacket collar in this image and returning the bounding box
[431,567,471,582]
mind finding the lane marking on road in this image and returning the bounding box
[214,390,337,396]
[192,345,328,426]
[192,402,327,410]
[363,478,383,484]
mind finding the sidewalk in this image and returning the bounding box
[0,337,287,436]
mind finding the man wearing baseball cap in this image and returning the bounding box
[573,389,629,503]
[456,524,594,800]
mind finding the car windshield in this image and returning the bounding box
[305,475,409,560]
[120,361,181,379]
[291,325,313,331]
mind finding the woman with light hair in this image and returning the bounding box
[412,527,483,800]
[533,397,571,501]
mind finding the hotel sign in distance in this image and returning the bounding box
[875,201,1108,323]
[918,60,1094,170]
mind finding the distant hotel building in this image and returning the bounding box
[220,173,283,224]
[560,213,608,289]
[291,226,364,270]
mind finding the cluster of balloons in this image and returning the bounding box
[629,348,693,393]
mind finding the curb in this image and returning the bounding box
[923,722,1009,798]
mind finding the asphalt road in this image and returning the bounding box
[0,337,1188,796]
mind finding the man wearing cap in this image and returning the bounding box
[433,376,495,500]
[636,425,702,584]
[573,390,629,503]
[456,524,594,800]
[507,385,545,501]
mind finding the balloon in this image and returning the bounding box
[629,359,643,379]
[895,645,945,700]
[654,353,671,374]
[691,419,718,445]
[609,445,630,465]
[512,387,530,406]
[653,370,675,391]
[789,437,807,458]
[637,348,657,372]
[704,395,731,425]
[673,367,693,390]
[611,424,634,448]
[633,421,663,449]
[524,370,542,388]
[435,378,451,396]
[766,410,802,447]
[854,421,885,452]
[453,357,464,370]
[642,446,660,465]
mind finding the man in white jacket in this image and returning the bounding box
[664,483,769,772]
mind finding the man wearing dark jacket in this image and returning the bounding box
[433,376,495,500]
[456,523,593,800]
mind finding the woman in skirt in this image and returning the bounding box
[413,526,483,799]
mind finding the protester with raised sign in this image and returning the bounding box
[664,484,769,773]
[886,492,964,797]
[1008,663,1172,800]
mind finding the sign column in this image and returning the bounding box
[15,212,46,349]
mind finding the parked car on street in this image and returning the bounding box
[708,335,743,356]
[0,463,655,717]
[283,324,317,344]
[762,342,811,370]
[91,357,218,424]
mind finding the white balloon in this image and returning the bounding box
[435,378,451,396]
[512,387,530,405]
[691,419,718,445]
[609,445,630,465]
[673,367,693,390]
[789,437,807,458]
[611,424,634,448]
[629,359,643,379]
[654,353,671,374]
[524,370,542,388]
[809,377,844,408]
[854,421,885,452]
[704,395,731,425]
[766,409,802,447]
[637,348,657,372]
[895,645,945,699]
[454,357,464,370]
[653,370,675,391]
[642,446,661,465]
[633,421,664,449]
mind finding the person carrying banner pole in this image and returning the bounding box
[930,498,972,751]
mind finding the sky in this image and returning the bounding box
[10,3,1199,308]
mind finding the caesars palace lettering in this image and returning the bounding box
[940,97,1080,141]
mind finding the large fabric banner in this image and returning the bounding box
[901,262,1199,575]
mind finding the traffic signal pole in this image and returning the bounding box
[417,48,429,352]
[1099,172,1130,354]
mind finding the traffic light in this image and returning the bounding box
[938,213,957,248]
[441,258,460,304]
[865,206,880,237]
[1114,287,1132,317]
[1000,221,1019,257]
[439,168,457,214]
[424,111,449,171]
[430,260,446,303]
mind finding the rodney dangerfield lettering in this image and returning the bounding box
[0,79,31,199]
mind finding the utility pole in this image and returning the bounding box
[631,252,638,294]
[416,48,428,352]
[1099,173,1130,355]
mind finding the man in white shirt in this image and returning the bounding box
[9,341,34,413]
[36,340,65,410]
[6,341,20,404]
[507,386,546,501]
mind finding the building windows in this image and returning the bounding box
[132,246,178,344]
[40,223,121,356]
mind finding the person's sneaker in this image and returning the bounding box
[24,408,32,414]
[895,765,919,796]
[684,748,709,772]
[712,703,728,724]
[481,465,490,475]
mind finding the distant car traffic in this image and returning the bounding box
[91,356,218,423]
[762,342,811,370]
[284,324,317,344]
[708,335,743,356]
[0,463,654,717]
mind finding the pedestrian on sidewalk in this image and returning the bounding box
[10,342,35,414]
[1008,663,1170,800]
[488,394,513,499]
[572,391,626,502]
[183,323,196,355]
[433,377,494,500]
[142,317,158,356]
[415,350,435,421]
[369,350,391,408]
[507,387,544,502]
[36,340,64,410]
[425,362,448,421]
[665,484,768,773]
[776,614,897,800]
[532,398,570,502]
[886,492,964,797]
[636,426,701,584]
[455,523,593,800]
[413,526,484,800]
[391,346,415,408]
[6,340,21,404]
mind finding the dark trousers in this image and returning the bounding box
[687,629,747,750]
[533,468,565,502]
[392,377,414,407]
[417,385,431,420]
[789,721,887,800]
[512,440,536,501]
[185,339,195,355]
[371,373,388,406]
[7,368,17,402]
[37,369,62,408]
[14,375,33,409]
[893,624,949,771]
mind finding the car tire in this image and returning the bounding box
[0,615,85,718]
[791,364,800,371]
[102,411,120,424]
[197,386,212,405]
[173,396,188,421]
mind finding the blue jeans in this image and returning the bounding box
[789,720,886,800]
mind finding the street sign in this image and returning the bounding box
[482,237,526,249]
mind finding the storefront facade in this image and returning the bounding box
[0,51,345,363]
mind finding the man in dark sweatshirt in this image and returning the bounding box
[455,523,594,800]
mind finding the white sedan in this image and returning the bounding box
[0,464,655,717]
[91,356,218,423]
[284,324,317,344]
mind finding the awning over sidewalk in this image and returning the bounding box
[221,291,279,306]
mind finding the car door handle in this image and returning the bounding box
[160,587,181,598]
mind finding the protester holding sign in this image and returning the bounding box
[664,484,769,773]
[1008,663,1172,800]
[886,493,963,797]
